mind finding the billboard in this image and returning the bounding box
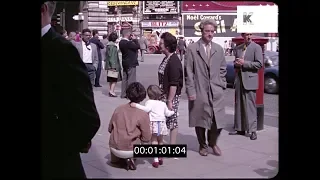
[182,13,265,37]
[143,1,179,14]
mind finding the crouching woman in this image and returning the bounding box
[108,82,151,170]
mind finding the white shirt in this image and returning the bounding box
[82,40,93,63]
[41,24,51,37]
[135,100,175,122]
[201,40,212,54]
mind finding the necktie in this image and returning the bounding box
[206,44,211,60]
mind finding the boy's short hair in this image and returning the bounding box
[126,82,146,103]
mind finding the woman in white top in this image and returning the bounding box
[131,85,174,168]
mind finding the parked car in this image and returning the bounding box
[226,51,279,94]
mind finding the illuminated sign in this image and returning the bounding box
[107,1,139,6]
[143,1,179,14]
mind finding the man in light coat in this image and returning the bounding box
[185,19,227,157]
[229,33,263,140]
[139,35,148,62]
[73,28,99,85]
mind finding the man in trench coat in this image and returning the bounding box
[185,19,227,157]
[229,33,263,140]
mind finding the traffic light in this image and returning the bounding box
[56,13,61,25]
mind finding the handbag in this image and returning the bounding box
[107,70,119,78]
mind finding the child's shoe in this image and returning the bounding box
[159,158,163,165]
[152,161,159,168]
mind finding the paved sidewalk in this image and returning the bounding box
[81,90,278,178]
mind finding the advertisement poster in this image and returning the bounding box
[182,13,265,47]
[143,28,179,46]
[143,1,179,14]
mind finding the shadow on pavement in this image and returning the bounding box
[163,124,236,153]
[253,160,278,178]
[104,151,147,170]
[224,124,236,133]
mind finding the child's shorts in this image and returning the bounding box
[150,121,168,136]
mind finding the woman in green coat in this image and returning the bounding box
[104,32,122,97]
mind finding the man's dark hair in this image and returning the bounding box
[126,82,146,103]
[147,85,163,100]
[108,32,118,42]
[82,28,91,34]
[160,32,177,53]
[92,29,99,36]
[103,34,108,39]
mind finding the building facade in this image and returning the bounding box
[181,1,276,49]
[78,1,141,38]
[140,1,181,44]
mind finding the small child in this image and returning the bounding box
[130,85,174,168]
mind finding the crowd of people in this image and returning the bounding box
[41,1,263,178]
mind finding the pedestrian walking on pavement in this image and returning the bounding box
[185,19,227,157]
[104,32,122,97]
[229,33,263,140]
[139,35,148,62]
[90,29,105,87]
[109,82,151,171]
[130,85,175,168]
[119,29,140,98]
[158,32,183,147]
[100,34,109,69]
[177,37,186,60]
[41,1,100,178]
[73,28,99,86]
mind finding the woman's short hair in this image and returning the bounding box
[126,82,146,103]
[147,85,163,100]
[199,19,217,31]
[160,32,177,53]
[108,32,118,42]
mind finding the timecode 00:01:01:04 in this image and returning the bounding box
[133,144,187,158]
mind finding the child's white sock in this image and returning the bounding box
[154,157,159,162]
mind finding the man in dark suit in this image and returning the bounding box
[177,37,186,60]
[41,1,101,178]
[119,29,140,98]
[90,29,105,87]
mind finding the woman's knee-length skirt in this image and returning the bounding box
[161,94,181,130]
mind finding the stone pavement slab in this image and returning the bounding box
[80,89,278,178]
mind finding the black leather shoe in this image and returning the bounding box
[229,131,245,135]
[94,84,102,87]
[250,132,257,140]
